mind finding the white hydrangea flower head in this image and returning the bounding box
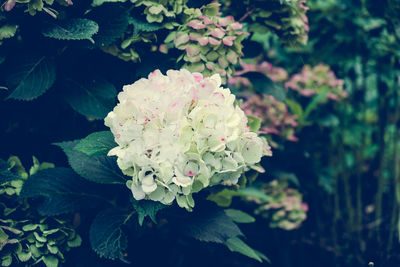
[105,69,271,210]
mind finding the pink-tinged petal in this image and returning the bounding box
[301,203,309,212]
[186,45,200,57]
[218,58,228,68]
[300,89,316,97]
[197,36,209,46]
[236,31,249,35]
[174,33,189,47]
[226,50,238,64]
[222,36,236,46]
[4,0,15,11]
[264,128,280,135]
[326,93,339,101]
[65,0,73,5]
[208,37,221,45]
[187,20,206,29]
[228,22,243,30]
[201,15,214,25]
[193,73,203,82]
[241,62,256,72]
[206,62,215,70]
[210,28,225,39]
[218,16,234,26]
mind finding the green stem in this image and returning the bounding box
[387,92,400,253]
[339,143,355,233]
[355,148,363,245]
[374,79,389,243]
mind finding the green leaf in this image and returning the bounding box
[89,4,130,47]
[207,188,239,207]
[17,250,32,262]
[0,228,9,249]
[0,24,18,40]
[285,98,303,117]
[74,131,116,156]
[0,159,20,185]
[20,167,105,216]
[132,200,166,226]
[42,18,99,43]
[63,78,117,119]
[89,208,132,261]
[54,141,126,184]
[225,237,265,262]
[243,72,286,101]
[5,55,56,100]
[247,115,262,132]
[179,205,243,243]
[301,91,329,122]
[42,255,59,267]
[67,235,82,247]
[92,0,127,7]
[1,254,12,266]
[208,187,271,207]
[224,209,255,223]
[128,17,162,38]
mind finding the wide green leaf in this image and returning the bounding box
[5,55,56,100]
[42,18,99,43]
[225,237,266,262]
[54,140,126,184]
[20,167,105,215]
[224,209,255,224]
[89,4,130,47]
[179,205,243,243]
[63,77,117,119]
[74,131,116,156]
[89,208,132,261]
[128,17,162,38]
[132,200,166,226]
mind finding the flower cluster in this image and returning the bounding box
[247,0,309,46]
[248,179,308,230]
[228,60,288,89]
[2,0,73,17]
[240,94,298,144]
[285,64,347,101]
[166,3,247,83]
[132,0,188,28]
[0,157,81,267]
[105,69,271,210]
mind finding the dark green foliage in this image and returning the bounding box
[0,159,20,185]
[55,141,127,184]
[225,237,265,262]
[89,4,130,47]
[180,206,243,243]
[42,18,99,43]
[5,55,56,100]
[129,17,162,37]
[0,158,81,267]
[224,209,255,224]
[243,72,287,102]
[63,77,117,119]
[131,199,166,226]
[89,208,132,261]
[20,167,105,216]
